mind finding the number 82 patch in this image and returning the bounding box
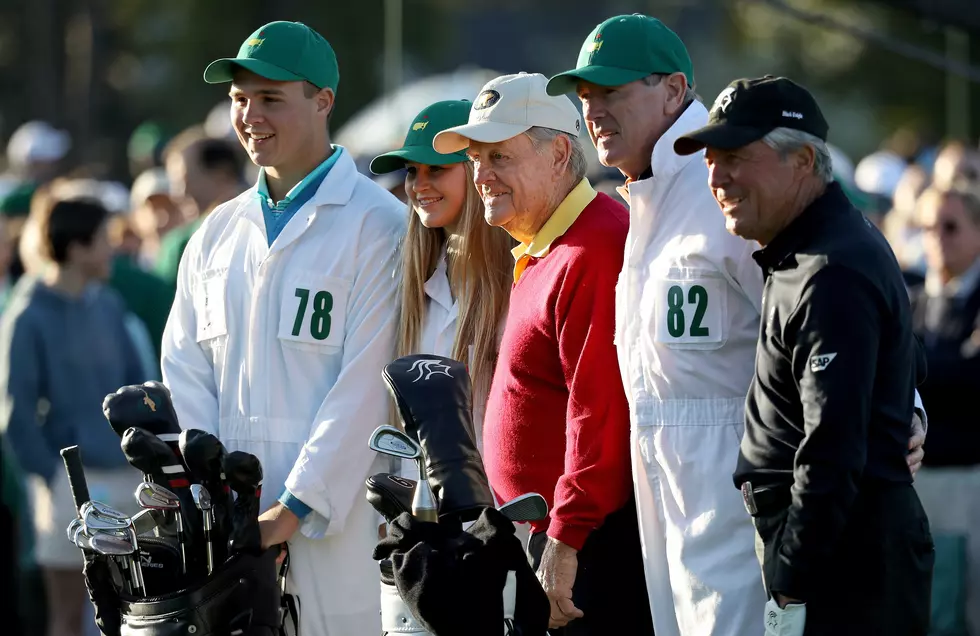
[653,278,726,348]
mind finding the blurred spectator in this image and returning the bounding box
[3,121,70,186]
[908,181,980,633]
[854,149,907,201]
[0,183,147,636]
[107,214,141,261]
[129,167,184,266]
[127,121,172,179]
[883,164,931,284]
[204,101,237,142]
[932,140,980,191]
[154,132,245,287]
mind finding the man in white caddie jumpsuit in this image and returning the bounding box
[161,21,404,636]
[546,14,928,636]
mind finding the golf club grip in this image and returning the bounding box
[60,445,90,513]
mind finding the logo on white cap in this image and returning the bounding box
[432,72,582,154]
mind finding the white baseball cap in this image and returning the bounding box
[6,120,71,168]
[130,168,172,210]
[432,72,582,154]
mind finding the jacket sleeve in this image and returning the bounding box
[548,250,633,550]
[0,315,58,483]
[773,265,882,599]
[283,208,403,537]
[161,232,219,436]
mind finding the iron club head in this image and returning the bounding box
[189,484,212,512]
[134,481,181,511]
[368,426,421,460]
[498,492,549,523]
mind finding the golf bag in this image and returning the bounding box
[371,355,549,635]
[117,548,282,636]
[64,381,291,636]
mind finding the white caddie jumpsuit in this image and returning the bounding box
[615,100,767,636]
[161,149,405,636]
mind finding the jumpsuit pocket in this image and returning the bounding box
[192,269,229,345]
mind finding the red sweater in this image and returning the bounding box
[483,193,633,551]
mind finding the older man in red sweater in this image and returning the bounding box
[434,72,652,635]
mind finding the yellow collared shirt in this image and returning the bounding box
[512,178,597,283]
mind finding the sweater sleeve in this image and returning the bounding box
[547,246,633,550]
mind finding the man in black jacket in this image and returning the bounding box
[675,76,934,635]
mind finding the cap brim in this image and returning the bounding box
[673,123,772,156]
[432,121,531,154]
[203,58,306,84]
[369,146,468,175]
[546,66,651,96]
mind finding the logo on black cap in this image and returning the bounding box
[713,87,736,115]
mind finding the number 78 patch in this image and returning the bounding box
[653,278,725,347]
[277,277,349,349]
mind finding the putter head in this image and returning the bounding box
[498,492,549,523]
[89,531,136,556]
[190,484,212,511]
[368,425,420,460]
[135,481,180,511]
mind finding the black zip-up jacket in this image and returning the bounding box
[733,182,920,600]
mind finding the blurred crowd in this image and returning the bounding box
[0,98,978,634]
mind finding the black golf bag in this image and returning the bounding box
[370,355,549,636]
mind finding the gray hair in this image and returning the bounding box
[525,126,588,181]
[762,127,834,183]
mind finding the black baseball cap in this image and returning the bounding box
[674,75,829,156]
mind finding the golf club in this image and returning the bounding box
[190,484,215,574]
[368,426,437,523]
[89,531,144,597]
[135,481,188,576]
[66,518,82,544]
[223,451,263,554]
[179,429,231,564]
[497,493,549,523]
[82,502,145,595]
[131,508,168,537]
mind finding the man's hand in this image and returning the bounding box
[908,411,926,476]
[259,503,300,550]
[536,537,584,629]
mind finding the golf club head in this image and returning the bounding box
[132,508,167,537]
[190,484,212,511]
[368,425,421,461]
[135,481,180,511]
[121,427,189,488]
[498,492,549,523]
[67,518,82,543]
[223,451,263,494]
[73,526,93,551]
[82,502,131,534]
[89,531,137,556]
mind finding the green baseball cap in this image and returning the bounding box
[546,14,694,96]
[203,21,339,91]
[369,100,472,175]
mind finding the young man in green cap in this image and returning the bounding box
[546,14,928,636]
[161,21,405,636]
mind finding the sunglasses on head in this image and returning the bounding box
[921,220,960,235]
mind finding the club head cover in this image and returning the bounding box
[103,383,182,456]
[179,428,232,564]
[366,473,417,524]
[382,354,494,522]
[223,451,263,555]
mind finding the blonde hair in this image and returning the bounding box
[396,161,514,405]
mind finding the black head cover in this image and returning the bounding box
[103,382,181,442]
[382,354,494,523]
